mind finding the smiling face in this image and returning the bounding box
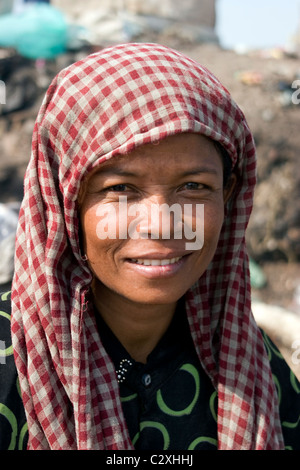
[79,133,235,309]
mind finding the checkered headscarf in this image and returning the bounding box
[11,43,284,449]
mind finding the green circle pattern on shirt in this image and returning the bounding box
[188,436,218,449]
[209,390,218,422]
[0,292,29,450]
[156,363,200,416]
[0,403,17,450]
[291,370,300,394]
[132,421,170,449]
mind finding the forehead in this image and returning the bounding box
[92,133,223,176]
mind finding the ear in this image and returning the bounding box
[223,173,237,204]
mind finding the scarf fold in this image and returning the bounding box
[11,43,284,450]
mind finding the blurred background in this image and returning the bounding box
[0,0,299,376]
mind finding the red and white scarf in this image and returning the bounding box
[11,43,284,449]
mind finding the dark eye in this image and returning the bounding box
[184,182,203,190]
[105,184,128,192]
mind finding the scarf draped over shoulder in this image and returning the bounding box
[11,43,284,450]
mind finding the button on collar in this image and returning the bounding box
[142,373,152,387]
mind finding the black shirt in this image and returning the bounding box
[96,300,218,450]
[0,291,28,450]
[1,290,300,450]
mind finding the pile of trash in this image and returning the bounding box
[0,4,68,59]
[51,0,218,47]
[0,1,218,62]
[60,8,218,47]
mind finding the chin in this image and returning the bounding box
[127,287,188,306]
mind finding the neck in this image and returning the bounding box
[92,281,177,363]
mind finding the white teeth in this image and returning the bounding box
[132,257,182,266]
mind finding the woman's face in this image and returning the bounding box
[80,133,234,307]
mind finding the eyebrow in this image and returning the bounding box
[180,167,220,177]
[91,167,138,178]
[92,166,219,178]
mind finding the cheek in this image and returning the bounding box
[81,204,129,280]
[202,203,224,250]
[81,206,114,262]
[81,207,98,252]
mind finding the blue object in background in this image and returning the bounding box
[0,4,67,59]
[249,258,267,289]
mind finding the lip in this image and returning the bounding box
[125,253,192,279]
[125,250,192,260]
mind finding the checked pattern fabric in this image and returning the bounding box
[11,43,284,449]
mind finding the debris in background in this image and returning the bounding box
[249,258,267,289]
[235,70,263,86]
[0,4,67,59]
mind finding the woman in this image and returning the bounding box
[1,43,299,450]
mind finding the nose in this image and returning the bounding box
[128,195,182,240]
